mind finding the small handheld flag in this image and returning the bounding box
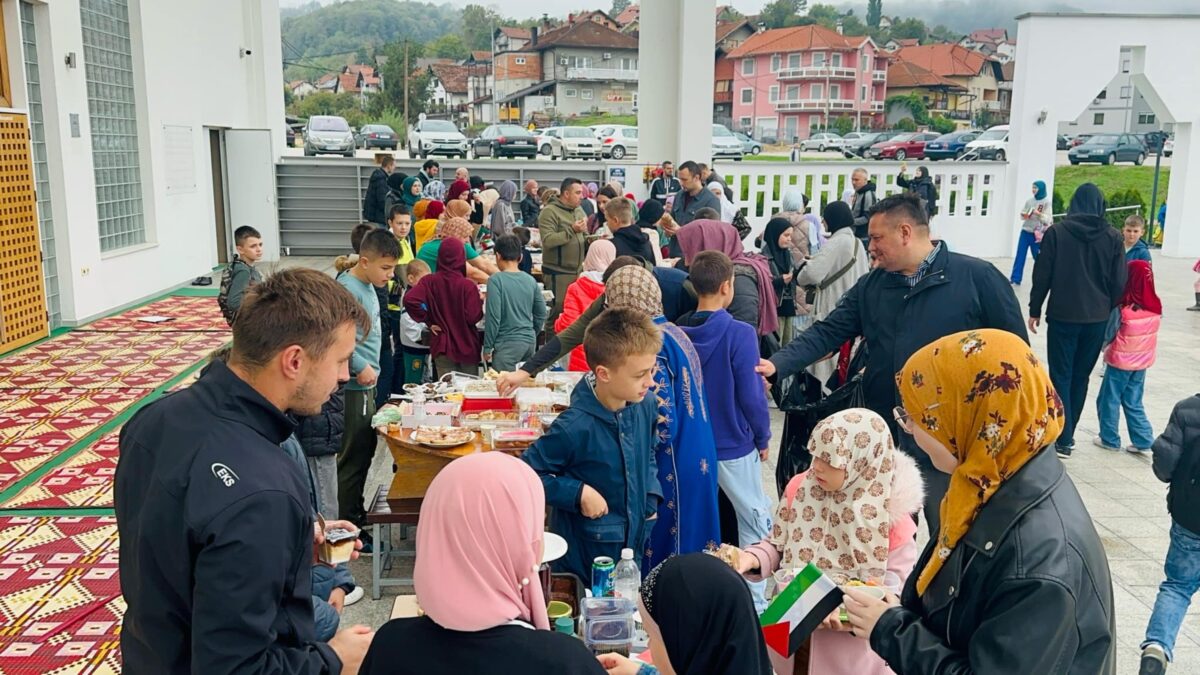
[759,563,844,657]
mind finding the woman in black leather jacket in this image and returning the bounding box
[844,329,1115,675]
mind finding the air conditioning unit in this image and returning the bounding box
[560,57,569,65]
[603,52,612,60]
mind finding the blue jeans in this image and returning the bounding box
[1143,521,1200,661]
[1010,230,1040,284]
[718,452,773,612]
[312,564,341,641]
[1047,320,1107,448]
[1096,366,1154,449]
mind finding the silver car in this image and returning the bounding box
[711,124,745,161]
[799,132,844,152]
[598,126,639,160]
[542,126,604,160]
[303,115,355,157]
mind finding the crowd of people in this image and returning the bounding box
[111,152,1200,675]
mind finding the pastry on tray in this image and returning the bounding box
[413,426,474,445]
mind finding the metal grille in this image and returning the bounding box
[80,0,145,252]
[0,114,49,353]
[20,1,58,326]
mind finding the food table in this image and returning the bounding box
[377,425,525,505]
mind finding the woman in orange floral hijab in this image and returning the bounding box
[844,329,1116,675]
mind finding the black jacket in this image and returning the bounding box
[520,193,541,225]
[115,360,338,674]
[896,174,939,218]
[295,385,345,457]
[871,449,1116,675]
[649,176,682,204]
[770,244,1027,434]
[1153,395,1200,533]
[363,168,389,224]
[611,223,657,262]
[851,182,878,237]
[1029,215,1126,323]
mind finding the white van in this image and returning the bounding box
[964,124,1009,161]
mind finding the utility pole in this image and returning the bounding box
[403,39,410,146]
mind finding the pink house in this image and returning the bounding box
[726,24,887,142]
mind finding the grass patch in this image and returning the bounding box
[1054,165,1170,206]
[564,114,637,128]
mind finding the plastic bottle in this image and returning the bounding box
[613,548,640,602]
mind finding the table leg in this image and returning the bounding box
[372,522,382,600]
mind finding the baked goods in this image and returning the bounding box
[318,527,359,565]
[493,428,541,449]
[412,426,474,446]
[712,543,744,570]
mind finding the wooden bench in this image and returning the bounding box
[364,486,420,600]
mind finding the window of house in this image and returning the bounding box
[1094,113,1105,125]
[741,58,754,75]
[861,85,867,100]
[1139,113,1156,125]
[831,53,842,67]
[739,116,752,129]
[770,54,780,72]
[715,80,730,92]
[1122,59,1131,73]
[581,89,593,100]
[515,56,526,65]
[788,53,801,69]
[565,88,578,97]
[812,83,823,99]
[830,84,841,100]
[81,0,147,252]
[769,85,779,102]
[863,55,870,71]
[785,85,799,100]
[812,52,826,67]
[741,88,753,104]
[1120,86,1131,99]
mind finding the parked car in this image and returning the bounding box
[1070,133,1093,148]
[470,124,538,159]
[1057,134,1070,150]
[1134,131,1168,154]
[711,124,745,160]
[355,124,399,150]
[542,126,603,160]
[286,125,296,147]
[923,130,980,161]
[533,128,554,156]
[799,132,844,152]
[843,131,899,157]
[1163,137,1174,157]
[865,132,939,160]
[599,126,639,160]
[407,118,469,159]
[965,124,1009,160]
[303,115,355,157]
[1068,133,1147,165]
[733,131,762,155]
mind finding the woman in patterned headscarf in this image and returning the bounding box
[844,329,1115,675]
[740,408,924,675]
[605,265,720,570]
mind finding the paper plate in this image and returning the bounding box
[542,532,568,564]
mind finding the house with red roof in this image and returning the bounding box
[959,28,1015,63]
[893,43,1008,124]
[726,24,887,141]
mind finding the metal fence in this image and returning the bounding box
[276,158,610,255]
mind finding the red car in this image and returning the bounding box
[865,132,941,160]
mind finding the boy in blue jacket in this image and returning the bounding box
[679,250,773,610]
[522,308,663,582]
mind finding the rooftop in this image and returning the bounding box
[896,43,991,78]
[887,59,967,90]
[428,63,469,94]
[531,19,638,51]
[727,24,870,57]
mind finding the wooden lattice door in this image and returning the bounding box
[0,113,48,353]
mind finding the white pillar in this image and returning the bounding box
[638,0,716,165]
[1161,122,1198,257]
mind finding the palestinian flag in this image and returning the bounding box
[759,563,844,657]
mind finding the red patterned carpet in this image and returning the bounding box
[0,332,229,390]
[77,295,228,333]
[0,435,119,510]
[0,516,122,674]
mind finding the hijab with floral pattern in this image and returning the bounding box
[605,264,664,317]
[773,408,898,573]
[897,328,1064,595]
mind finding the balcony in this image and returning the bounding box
[872,71,886,82]
[777,66,857,80]
[981,100,1006,111]
[565,67,639,81]
[774,98,857,112]
[870,101,884,112]
[714,90,733,104]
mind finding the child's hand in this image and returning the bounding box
[482,351,492,363]
[596,653,641,674]
[356,366,377,387]
[736,550,760,575]
[429,325,443,336]
[580,485,608,519]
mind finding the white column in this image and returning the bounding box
[638,0,716,165]
[1161,122,1198,257]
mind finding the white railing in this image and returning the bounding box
[869,101,884,111]
[713,160,1012,258]
[872,71,887,82]
[777,66,858,79]
[774,99,858,112]
[566,67,638,81]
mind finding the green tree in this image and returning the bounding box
[610,0,630,16]
[717,6,743,21]
[885,94,929,125]
[283,85,295,108]
[866,0,883,29]
[895,117,917,132]
[930,115,957,134]
[761,0,808,29]
[832,116,856,136]
[930,24,960,43]
[427,33,468,60]
[461,4,502,52]
[369,40,434,138]
[889,17,928,41]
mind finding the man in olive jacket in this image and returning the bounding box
[538,177,588,333]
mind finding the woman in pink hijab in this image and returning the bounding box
[361,453,604,675]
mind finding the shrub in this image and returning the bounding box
[895,118,917,132]
[930,116,957,135]
[1105,188,1146,230]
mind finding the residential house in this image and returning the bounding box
[493,29,547,124]
[569,10,620,31]
[615,4,640,33]
[495,26,532,53]
[428,63,470,123]
[519,19,640,118]
[878,16,893,30]
[347,65,381,94]
[415,57,455,70]
[288,80,316,99]
[885,59,968,126]
[714,18,757,128]
[315,73,338,93]
[726,24,888,142]
[884,37,919,52]
[894,43,1007,125]
[959,28,1015,63]
[335,72,358,95]
[1059,47,1162,136]
[464,52,495,125]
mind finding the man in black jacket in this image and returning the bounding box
[1029,183,1126,458]
[849,167,877,245]
[758,193,1027,536]
[115,268,374,674]
[648,161,682,206]
[362,154,394,225]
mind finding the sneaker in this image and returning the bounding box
[357,529,374,556]
[1126,446,1152,455]
[1056,444,1073,459]
[1139,643,1168,675]
[1092,437,1121,452]
[343,585,365,607]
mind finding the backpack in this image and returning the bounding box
[732,209,752,241]
[217,259,245,326]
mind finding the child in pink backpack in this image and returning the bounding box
[1095,259,1162,453]
[737,409,924,675]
